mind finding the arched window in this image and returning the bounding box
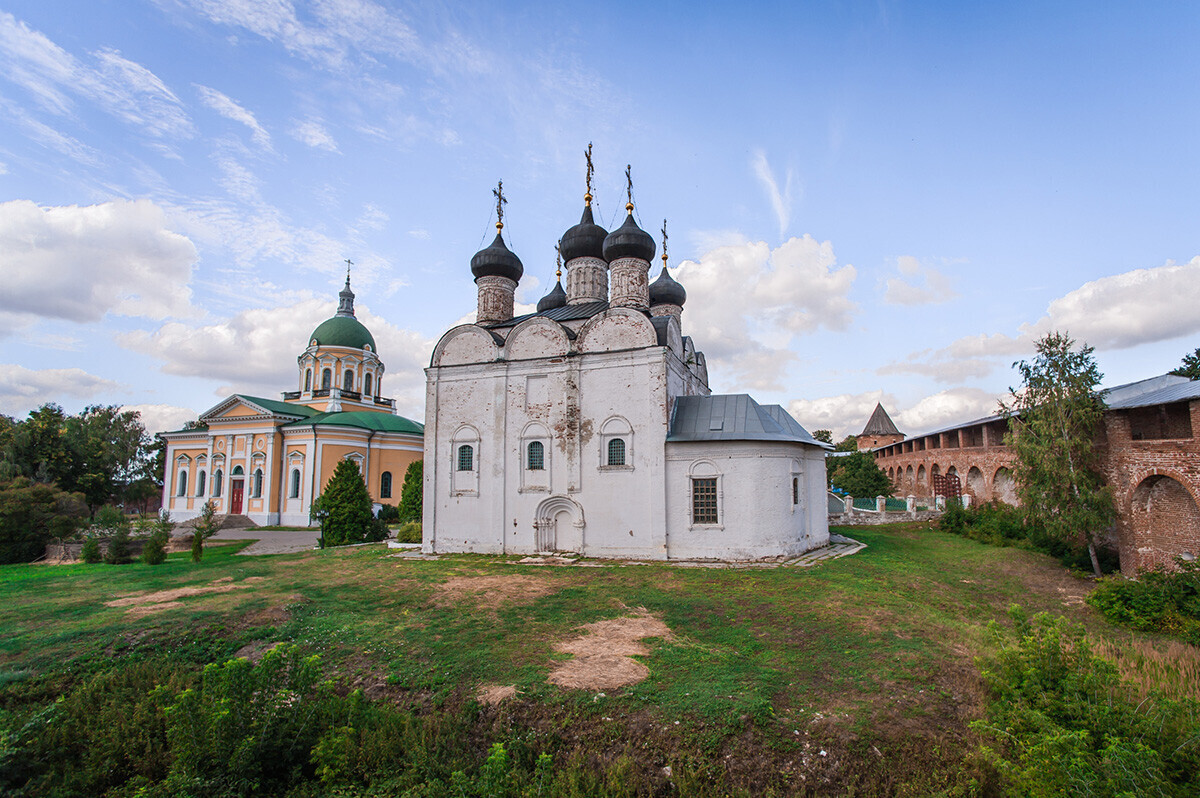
[457,444,474,472]
[527,441,545,470]
[321,369,331,389]
[196,470,207,497]
[253,468,263,498]
[177,470,188,497]
[792,477,799,505]
[343,369,354,391]
[290,469,301,499]
[606,438,626,466]
[304,369,312,391]
[364,373,373,397]
[213,469,223,497]
[380,471,393,498]
[232,465,244,476]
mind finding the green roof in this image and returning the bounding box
[283,410,423,435]
[309,316,377,351]
[235,395,321,418]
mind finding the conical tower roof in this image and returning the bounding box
[861,403,902,437]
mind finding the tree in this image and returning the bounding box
[0,477,86,563]
[834,435,859,452]
[827,451,892,498]
[1003,332,1115,577]
[311,460,375,547]
[98,506,133,565]
[398,460,423,522]
[1170,346,1200,380]
[812,429,834,445]
[4,405,78,488]
[192,502,218,562]
[67,406,152,515]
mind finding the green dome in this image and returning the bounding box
[309,316,377,352]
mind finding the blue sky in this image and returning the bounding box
[1,1,1198,438]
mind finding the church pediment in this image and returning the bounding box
[200,394,316,424]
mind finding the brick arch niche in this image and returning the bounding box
[993,467,1017,505]
[1125,474,1200,573]
[966,467,985,500]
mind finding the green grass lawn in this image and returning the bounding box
[0,523,1187,795]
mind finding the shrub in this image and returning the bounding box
[974,607,1200,796]
[377,504,400,523]
[396,521,422,544]
[398,460,423,522]
[141,528,168,565]
[312,460,375,548]
[1088,559,1200,645]
[80,535,102,564]
[939,501,1119,573]
[0,477,86,563]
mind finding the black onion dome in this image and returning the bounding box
[559,204,608,262]
[649,267,687,307]
[602,211,655,262]
[470,231,524,283]
[537,279,567,312]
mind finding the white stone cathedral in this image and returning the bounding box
[422,175,829,560]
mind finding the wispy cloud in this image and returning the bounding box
[195,84,271,149]
[0,364,120,415]
[751,149,796,239]
[290,118,339,152]
[882,255,959,306]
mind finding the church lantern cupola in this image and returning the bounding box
[603,166,654,310]
[471,181,523,324]
[537,248,569,312]
[561,144,610,305]
[649,219,686,326]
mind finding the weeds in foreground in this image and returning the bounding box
[974,606,1200,797]
[1087,559,1200,645]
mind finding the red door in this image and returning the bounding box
[230,480,244,514]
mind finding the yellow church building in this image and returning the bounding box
[160,278,423,526]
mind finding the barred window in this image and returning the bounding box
[343,369,354,391]
[380,470,392,498]
[457,444,474,472]
[527,441,545,470]
[692,478,718,524]
[792,477,799,505]
[606,438,626,466]
[321,368,332,389]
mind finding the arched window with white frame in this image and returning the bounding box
[290,468,301,499]
[451,425,480,496]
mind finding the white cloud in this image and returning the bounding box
[290,118,339,152]
[0,364,119,416]
[119,297,435,420]
[121,403,201,435]
[0,161,8,174]
[882,255,959,306]
[195,84,271,148]
[788,390,890,441]
[885,256,1200,380]
[893,388,1002,435]
[0,13,192,139]
[751,149,795,238]
[677,235,857,391]
[0,199,199,331]
[787,386,1002,441]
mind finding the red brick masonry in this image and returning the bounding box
[870,396,1200,575]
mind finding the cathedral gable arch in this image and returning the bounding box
[577,308,657,353]
[432,325,502,367]
[504,317,570,360]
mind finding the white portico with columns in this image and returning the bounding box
[423,175,830,560]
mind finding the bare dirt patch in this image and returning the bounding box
[433,574,556,609]
[478,683,518,705]
[106,576,266,614]
[549,609,672,691]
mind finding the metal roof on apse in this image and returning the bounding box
[668,394,826,446]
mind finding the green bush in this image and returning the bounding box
[0,477,86,563]
[974,607,1200,796]
[141,529,168,565]
[398,460,423,522]
[396,521,422,544]
[1088,559,1200,645]
[939,501,1119,573]
[80,535,102,563]
[377,504,400,523]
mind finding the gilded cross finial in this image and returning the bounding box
[584,142,594,205]
[493,180,507,230]
[624,164,633,211]
[344,258,353,282]
[661,219,668,265]
[555,244,562,280]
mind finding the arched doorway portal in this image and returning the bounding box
[534,495,585,554]
[1128,475,1200,572]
